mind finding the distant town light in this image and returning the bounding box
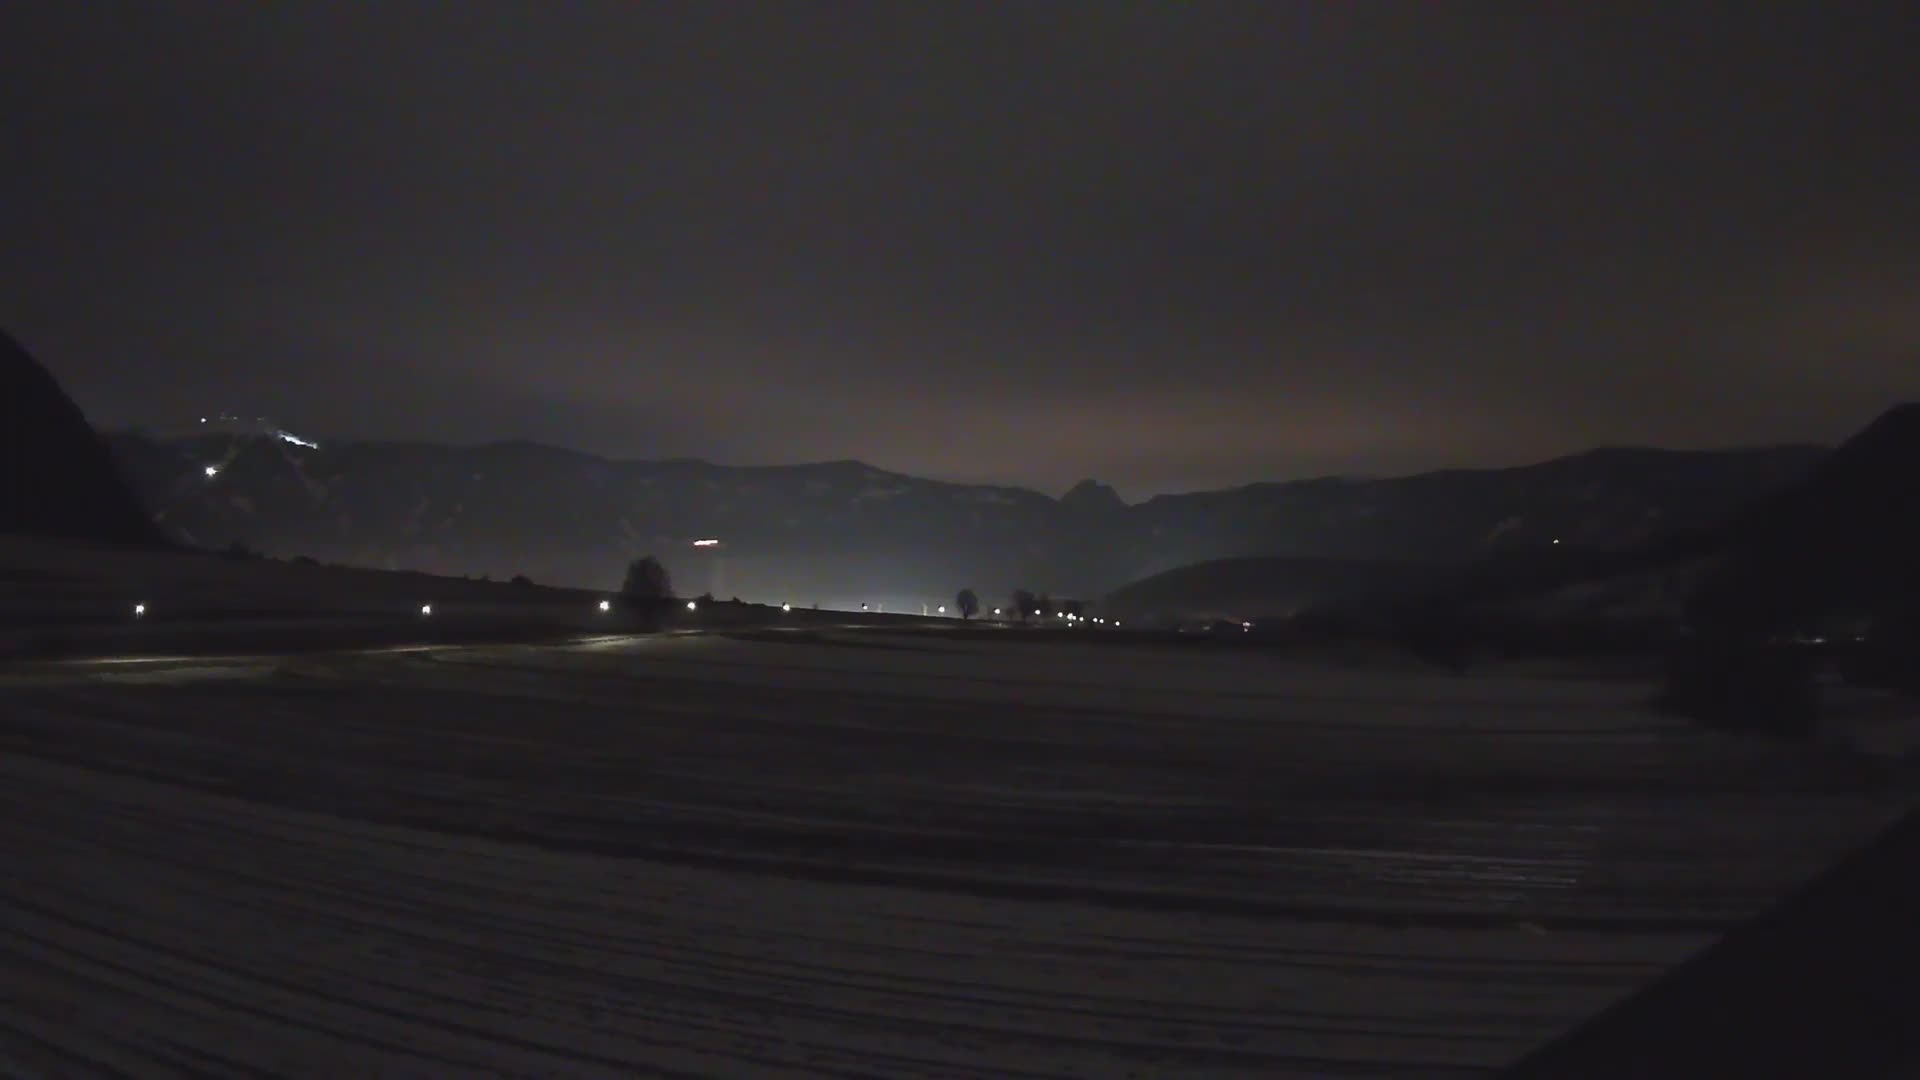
[133,602,146,618]
[860,603,869,611]
[598,599,611,613]
[1551,538,1562,545]
[992,608,1001,616]
[203,464,221,478]
[420,604,433,617]
[686,600,698,611]
[692,538,720,547]
[782,602,792,612]
[937,605,946,614]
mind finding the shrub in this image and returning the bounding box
[1009,589,1037,622]
[620,556,672,602]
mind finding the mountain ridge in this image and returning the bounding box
[102,423,1831,607]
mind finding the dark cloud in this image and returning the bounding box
[3,2,1915,496]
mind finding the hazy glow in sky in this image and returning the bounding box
[2,4,1914,495]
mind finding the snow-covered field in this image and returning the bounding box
[2,630,1911,1077]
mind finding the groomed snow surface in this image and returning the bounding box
[2,630,1911,1077]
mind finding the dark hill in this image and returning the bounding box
[0,330,163,546]
[1101,557,1458,624]
[1691,403,1920,634]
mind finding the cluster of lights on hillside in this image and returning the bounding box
[195,414,319,449]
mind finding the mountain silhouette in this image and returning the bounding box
[104,428,1822,604]
[1,330,163,546]
[1059,479,1126,514]
[1691,403,1920,634]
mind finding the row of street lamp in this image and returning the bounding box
[124,598,802,620]
[128,595,1117,624]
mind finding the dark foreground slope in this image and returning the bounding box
[1503,804,1920,1078]
[0,330,162,545]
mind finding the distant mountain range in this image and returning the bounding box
[103,424,1825,608]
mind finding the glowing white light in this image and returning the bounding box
[203,464,219,478]
[198,417,207,424]
[276,431,319,449]
[686,600,698,611]
[692,538,720,547]
[419,604,433,616]
[133,603,146,617]
[1551,538,1561,545]
[1113,621,1120,628]
[598,599,611,612]
[992,608,1001,616]
[937,605,946,614]
[860,603,869,611]
[782,602,791,612]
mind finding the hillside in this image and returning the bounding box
[1690,403,1920,634]
[105,427,1824,606]
[1,330,163,546]
[1099,558,1455,624]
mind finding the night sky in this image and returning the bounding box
[4,3,1915,496]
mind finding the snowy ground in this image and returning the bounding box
[2,630,1912,1077]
